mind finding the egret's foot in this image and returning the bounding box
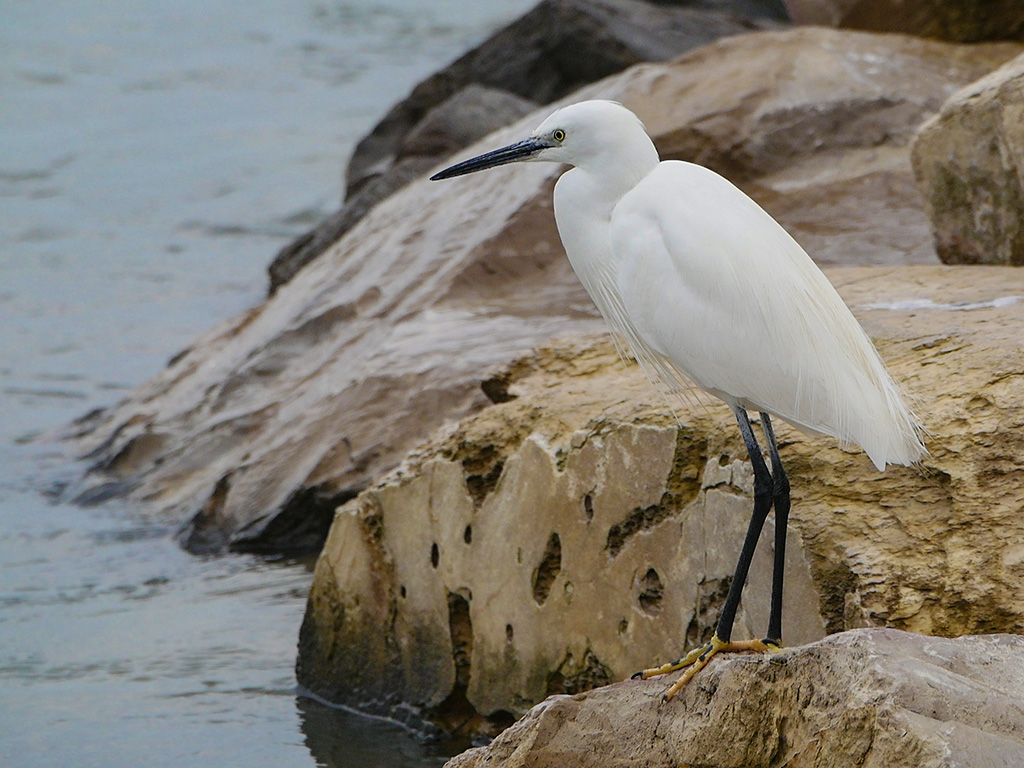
[632,636,777,701]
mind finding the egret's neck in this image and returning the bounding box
[568,136,660,213]
[552,135,659,329]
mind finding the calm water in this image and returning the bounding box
[0,2,533,765]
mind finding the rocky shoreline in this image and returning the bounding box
[64,1,1024,765]
[297,264,1024,745]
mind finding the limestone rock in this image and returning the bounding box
[783,0,1024,42]
[65,29,1022,553]
[446,629,1024,768]
[296,265,1024,735]
[911,52,1024,266]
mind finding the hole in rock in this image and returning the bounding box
[532,532,562,605]
[685,577,732,648]
[638,568,663,615]
[546,649,612,696]
[431,542,440,569]
[426,592,482,737]
[481,374,516,404]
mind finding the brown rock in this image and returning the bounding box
[445,629,1024,768]
[911,52,1024,266]
[783,0,1024,42]
[296,264,1024,736]
[65,29,1022,554]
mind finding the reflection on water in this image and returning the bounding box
[0,0,535,765]
[298,697,466,767]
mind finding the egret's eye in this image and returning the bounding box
[552,129,566,143]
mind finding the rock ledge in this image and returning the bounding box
[448,628,1024,768]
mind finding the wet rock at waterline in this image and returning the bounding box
[65,28,1023,555]
[269,0,790,293]
[297,265,1024,736]
[446,629,1024,768]
[912,52,1024,266]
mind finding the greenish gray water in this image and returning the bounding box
[0,1,533,765]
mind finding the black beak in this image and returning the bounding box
[430,137,548,181]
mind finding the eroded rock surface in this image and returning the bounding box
[912,52,1024,266]
[65,29,1022,554]
[446,629,1024,768]
[297,265,1024,735]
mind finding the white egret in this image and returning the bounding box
[431,100,926,700]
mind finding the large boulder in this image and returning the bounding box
[296,265,1024,736]
[447,629,1024,768]
[911,52,1024,266]
[783,0,1024,42]
[64,29,1022,554]
[268,0,789,293]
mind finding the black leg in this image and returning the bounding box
[760,412,790,646]
[715,406,775,643]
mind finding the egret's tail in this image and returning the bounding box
[853,369,927,471]
[781,330,927,471]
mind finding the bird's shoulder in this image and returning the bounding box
[611,161,823,285]
[616,161,769,230]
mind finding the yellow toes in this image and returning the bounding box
[634,635,780,701]
[634,641,712,680]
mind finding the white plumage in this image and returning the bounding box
[537,100,925,470]
[432,99,926,692]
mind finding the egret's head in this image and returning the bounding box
[430,100,650,181]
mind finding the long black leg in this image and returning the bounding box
[760,412,790,645]
[715,406,775,643]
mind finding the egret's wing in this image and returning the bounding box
[578,241,699,407]
[608,161,924,468]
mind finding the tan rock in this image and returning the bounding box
[912,52,1024,266]
[65,29,1022,553]
[445,629,1024,768]
[296,265,1024,735]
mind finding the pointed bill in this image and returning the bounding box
[430,137,548,181]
